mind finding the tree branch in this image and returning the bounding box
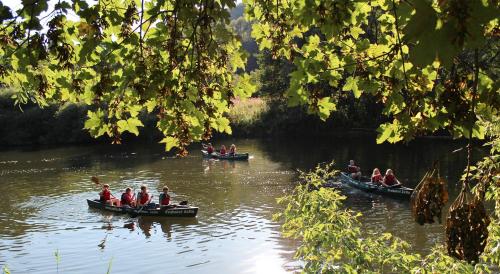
[391,0,408,91]
[139,0,144,59]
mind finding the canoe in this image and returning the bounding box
[87,199,198,217]
[201,150,249,160]
[339,172,413,199]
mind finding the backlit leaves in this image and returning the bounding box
[1,0,498,151]
[245,0,499,143]
[1,0,257,153]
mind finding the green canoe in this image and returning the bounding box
[201,150,249,160]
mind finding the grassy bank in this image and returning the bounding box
[0,89,382,147]
[227,95,385,137]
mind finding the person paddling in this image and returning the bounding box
[159,186,172,207]
[99,184,120,206]
[229,144,236,156]
[348,160,361,179]
[371,168,383,185]
[136,185,152,207]
[121,187,136,207]
[220,145,227,155]
[382,169,402,187]
[206,143,214,154]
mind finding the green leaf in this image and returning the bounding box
[234,74,257,98]
[376,121,403,144]
[84,110,103,130]
[117,120,128,133]
[214,117,232,134]
[342,76,361,98]
[350,26,364,39]
[317,97,336,121]
[127,117,144,136]
[159,136,179,151]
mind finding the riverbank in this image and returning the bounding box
[0,93,379,146]
[1,90,455,148]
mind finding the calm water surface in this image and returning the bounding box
[0,137,475,273]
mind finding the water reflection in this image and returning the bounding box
[0,137,484,273]
[137,217,199,238]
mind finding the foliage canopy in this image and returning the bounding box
[1,0,498,152]
[1,0,255,154]
[1,0,499,271]
[278,159,499,273]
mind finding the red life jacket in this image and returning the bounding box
[384,174,396,185]
[160,193,170,206]
[220,148,226,155]
[372,174,382,183]
[139,192,150,204]
[348,165,359,173]
[121,193,133,205]
[100,189,111,201]
[207,146,214,153]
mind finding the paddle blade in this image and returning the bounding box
[91,176,100,184]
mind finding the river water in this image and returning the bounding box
[0,136,474,273]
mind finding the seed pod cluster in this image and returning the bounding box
[446,189,490,263]
[411,168,449,225]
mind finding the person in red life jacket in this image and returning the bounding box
[159,186,172,207]
[382,169,402,187]
[136,185,151,207]
[220,145,227,155]
[121,187,136,207]
[348,160,362,179]
[206,143,214,154]
[229,144,236,155]
[371,168,383,185]
[99,184,120,206]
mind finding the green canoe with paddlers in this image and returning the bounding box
[201,150,249,160]
[87,199,198,217]
[339,172,413,199]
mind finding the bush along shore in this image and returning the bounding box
[0,90,162,147]
[1,88,452,147]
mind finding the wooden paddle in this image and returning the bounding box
[130,194,153,218]
[92,176,119,201]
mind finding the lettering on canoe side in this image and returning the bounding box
[387,189,411,194]
[105,206,123,212]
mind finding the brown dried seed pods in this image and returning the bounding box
[411,167,449,225]
[446,188,490,263]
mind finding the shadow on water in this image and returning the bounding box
[258,135,485,186]
[0,137,489,273]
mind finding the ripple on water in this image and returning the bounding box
[1,139,465,273]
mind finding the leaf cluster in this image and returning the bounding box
[245,0,499,143]
[278,161,499,273]
[0,0,256,153]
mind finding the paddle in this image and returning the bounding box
[130,194,153,218]
[159,200,189,213]
[91,176,119,203]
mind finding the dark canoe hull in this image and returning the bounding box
[201,150,249,160]
[340,172,413,199]
[87,199,198,217]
